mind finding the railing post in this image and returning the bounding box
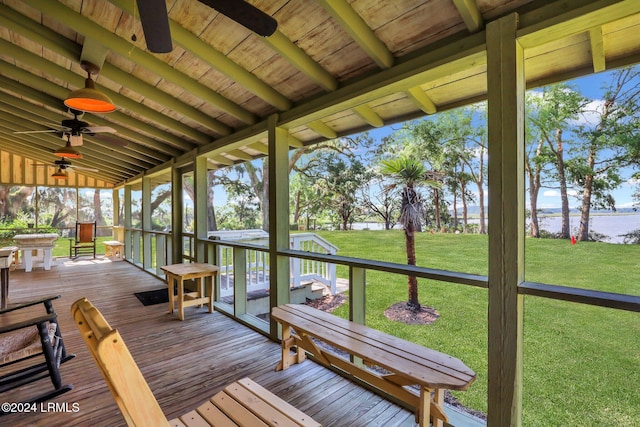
[349,266,366,325]
[234,247,247,316]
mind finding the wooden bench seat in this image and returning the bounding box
[72,298,320,427]
[272,304,476,427]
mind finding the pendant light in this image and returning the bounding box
[51,167,68,180]
[54,135,82,159]
[64,61,116,113]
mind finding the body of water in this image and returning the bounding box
[353,214,640,243]
[536,214,640,243]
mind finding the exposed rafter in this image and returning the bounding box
[589,27,607,72]
[453,0,484,32]
[316,0,394,69]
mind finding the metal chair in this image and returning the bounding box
[69,221,97,259]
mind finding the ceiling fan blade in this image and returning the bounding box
[13,129,57,134]
[82,126,117,134]
[199,0,278,37]
[67,165,99,172]
[136,0,173,53]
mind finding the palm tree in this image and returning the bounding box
[380,157,432,311]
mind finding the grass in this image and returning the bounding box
[315,230,640,426]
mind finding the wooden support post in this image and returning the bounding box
[487,12,525,427]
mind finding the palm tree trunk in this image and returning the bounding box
[405,223,419,310]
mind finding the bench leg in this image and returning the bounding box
[418,387,447,427]
[276,324,306,371]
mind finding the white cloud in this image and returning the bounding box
[543,190,559,197]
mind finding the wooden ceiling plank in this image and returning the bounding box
[406,86,437,114]
[317,0,394,69]
[452,0,484,32]
[589,27,607,72]
[21,0,257,125]
[352,104,384,127]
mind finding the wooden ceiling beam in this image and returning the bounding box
[265,31,338,91]
[307,121,338,139]
[453,0,485,32]
[517,0,640,48]
[21,0,256,125]
[247,142,269,155]
[353,105,384,127]
[107,0,291,112]
[589,27,607,73]
[406,87,438,115]
[317,0,394,69]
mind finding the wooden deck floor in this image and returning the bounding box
[1,258,416,427]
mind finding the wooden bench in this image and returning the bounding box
[272,304,476,427]
[72,298,321,427]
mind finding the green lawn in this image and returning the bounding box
[315,230,640,426]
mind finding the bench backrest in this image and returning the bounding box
[71,298,170,427]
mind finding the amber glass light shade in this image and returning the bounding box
[51,168,68,180]
[64,61,115,113]
[64,78,116,113]
[54,144,82,159]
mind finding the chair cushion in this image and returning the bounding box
[0,323,57,365]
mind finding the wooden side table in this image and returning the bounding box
[160,263,219,320]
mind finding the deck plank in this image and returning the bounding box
[1,259,416,426]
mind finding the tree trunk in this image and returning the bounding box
[526,139,543,238]
[452,191,458,230]
[461,180,468,233]
[433,189,441,230]
[477,150,486,234]
[554,129,571,239]
[578,149,596,241]
[405,223,419,310]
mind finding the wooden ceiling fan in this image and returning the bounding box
[136,0,278,53]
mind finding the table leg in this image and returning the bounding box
[23,250,33,273]
[197,277,204,308]
[43,247,52,270]
[0,267,8,310]
[177,277,184,321]
[207,274,214,313]
[167,275,174,314]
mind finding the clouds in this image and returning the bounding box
[543,189,578,197]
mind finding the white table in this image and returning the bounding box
[13,233,59,272]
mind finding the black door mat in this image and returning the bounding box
[134,289,168,306]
